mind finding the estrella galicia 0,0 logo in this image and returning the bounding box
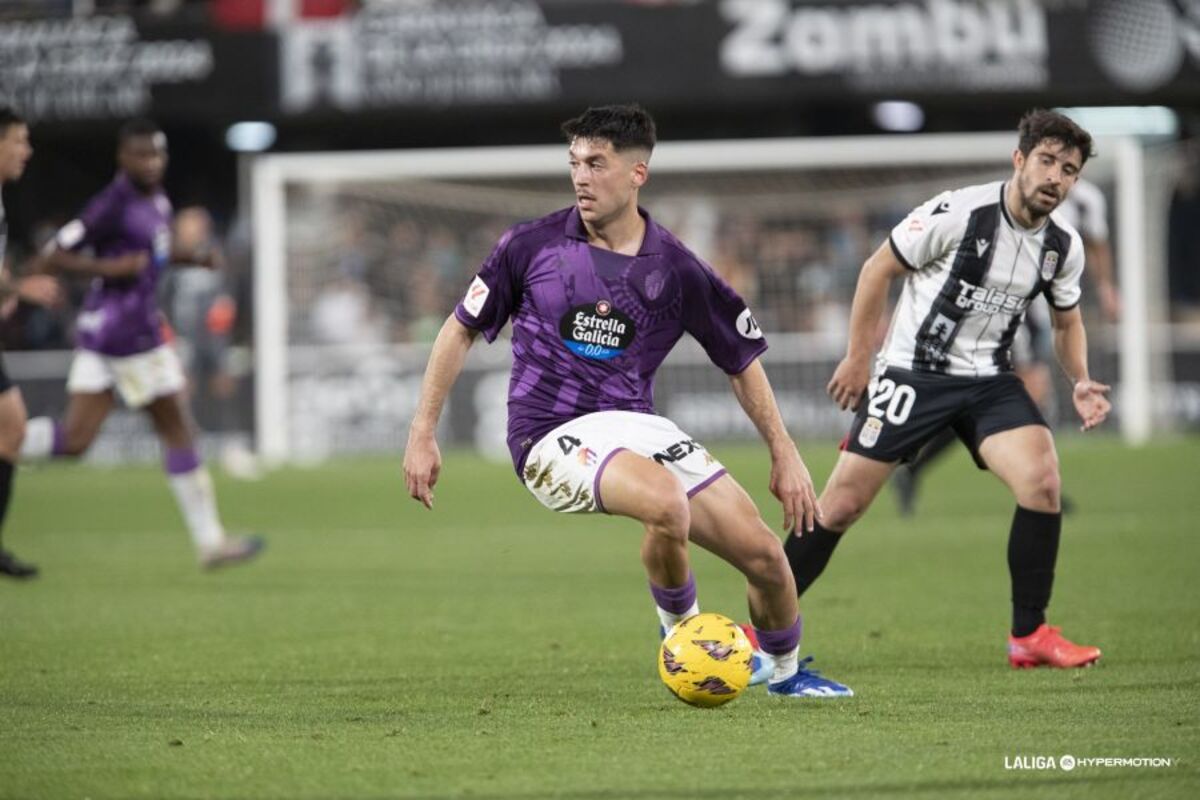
[559,301,636,360]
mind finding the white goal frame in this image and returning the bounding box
[251,133,1150,462]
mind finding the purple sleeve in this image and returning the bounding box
[453,229,521,343]
[680,256,768,375]
[57,188,119,252]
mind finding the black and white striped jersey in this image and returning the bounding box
[883,180,1084,377]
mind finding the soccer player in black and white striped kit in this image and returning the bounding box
[0,107,62,579]
[788,110,1110,669]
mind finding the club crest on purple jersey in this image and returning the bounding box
[559,300,636,360]
[643,269,666,301]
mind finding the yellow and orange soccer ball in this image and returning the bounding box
[658,612,754,707]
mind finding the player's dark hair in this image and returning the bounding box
[0,106,25,136]
[118,118,164,148]
[561,104,656,154]
[1017,109,1095,165]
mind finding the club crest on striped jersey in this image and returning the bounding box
[559,300,636,360]
[1040,250,1059,281]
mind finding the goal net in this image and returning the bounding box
[252,133,1157,463]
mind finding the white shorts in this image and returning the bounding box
[67,345,186,409]
[521,410,727,514]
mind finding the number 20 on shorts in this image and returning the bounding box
[867,377,916,425]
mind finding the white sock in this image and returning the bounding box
[22,417,56,460]
[770,646,800,684]
[656,600,700,634]
[167,466,226,552]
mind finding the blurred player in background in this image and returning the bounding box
[404,104,852,698]
[21,119,262,570]
[891,176,1122,516]
[0,107,63,579]
[789,110,1109,669]
[161,206,261,481]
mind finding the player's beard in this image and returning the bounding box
[1018,172,1062,222]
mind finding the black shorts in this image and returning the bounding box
[0,353,11,394]
[842,367,1047,469]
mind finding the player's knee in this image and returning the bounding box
[1024,467,1061,512]
[644,487,691,543]
[0,416,26,454]
[820,491,869,531]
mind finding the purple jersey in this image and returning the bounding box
[56,173,172,356]
[455,206,767,474]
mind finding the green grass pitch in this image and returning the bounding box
[2,436,1197,799]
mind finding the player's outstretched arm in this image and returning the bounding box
[1050,305,1110,431]
[42,246,148,279]
[729,359,821,533]
[403,314,480,509]
[827,240,907,410]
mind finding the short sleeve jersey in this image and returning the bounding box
[455,206,767,473]
[884,180,1084,377]
[55,173,172,356]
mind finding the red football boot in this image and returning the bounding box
[1008,624,1101,669]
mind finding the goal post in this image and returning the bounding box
[251,132,1154,463]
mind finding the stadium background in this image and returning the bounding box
[2,0,1199,464]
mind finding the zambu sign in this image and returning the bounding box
[719,0,1047,89]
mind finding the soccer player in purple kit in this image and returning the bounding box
[21,119,262,570]
[403,104,852,698]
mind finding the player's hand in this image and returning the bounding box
[403,427,442,510]
[1072,379,1111,432]
[827,354,871,411]
[769,441,822,534]
[14,274,64,307]
[101,253,149,279]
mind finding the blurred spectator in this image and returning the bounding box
[1168,150,1200,320]
[161,206,261,479]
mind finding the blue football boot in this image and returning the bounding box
[767,656,854,698]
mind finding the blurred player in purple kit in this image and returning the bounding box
[21,119,262,570]
[0,107,63,579]
[403,105,852,697]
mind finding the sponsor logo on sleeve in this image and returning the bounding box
[56,219,86,250]
[462,275,490,318]
[736,307,763,340]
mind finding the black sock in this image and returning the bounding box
[1007,505,1061,637]
[909,427,958,477]
[784,522,844,597]
[0,458,13,549]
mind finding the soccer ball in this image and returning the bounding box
[658,612,753,707]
